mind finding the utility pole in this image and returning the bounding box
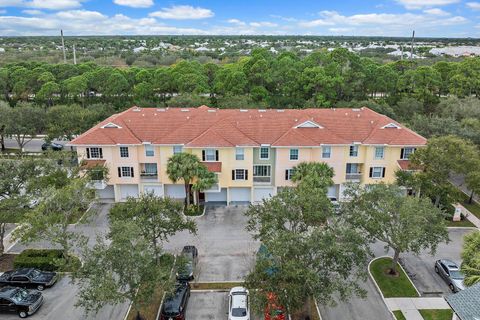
[73,44,77,65]
[410,30,415,60]
[61,29,67,63]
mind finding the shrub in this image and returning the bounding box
[184,204,204,216]
[14,249,80,272]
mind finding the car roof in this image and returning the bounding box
[8,268,34,277]
[440,259,460,270]
[231,290,248,309]
[162,283,188,312]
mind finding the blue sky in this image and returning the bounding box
[0,0,479,37]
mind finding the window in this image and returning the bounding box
[120,146,129,158]
[401,147,415,160]
[285,169,295,180]
[253,165,271,177]
[369,167,385,179]
[289,149,299,160]
[260,147,270,160]
[346,163,359,174]
[322,146,331,158]
[143,163,157,175]
[118,166,134,178]
[173,145,183,155]
[202,149,218,162]
[235,148,244,161]
[232,169,248,181]
[374,146,385,159]
[86,147,103,159]
[349,145,359,157]
[145,145,154,157]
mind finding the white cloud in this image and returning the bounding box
[227,18,245,26]
[149,5,213,20]
[0,0,85,9]
[249,21,278,27]
[22,9,42,14]
[113,0,153,8]
[423,8,450,15]
[395,0,460,9]
[466,2,480,9]
[298,18,333,27]
[56,9,107,20]
[270,15,297,22]
[329,27,353,33]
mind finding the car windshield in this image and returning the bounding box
[232,307,247,317]
[11,289,28,304]
[30,269,41,278]
[450,270,464,280]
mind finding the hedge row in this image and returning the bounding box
[13,249,80,272]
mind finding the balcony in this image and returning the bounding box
[89,180,108,190]
[140,163,158,180]
[345,173,362,181]
[253,176,271,184]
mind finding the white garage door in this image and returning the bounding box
[143,185,164,197]
[97,185,115,200]
[165,184,186,199]
[119,185,139,200]
[327,185,339,200]
[229,187,251,204]
[253,187,274,202]
[205,188,227,203]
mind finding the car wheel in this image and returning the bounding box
[449,284,455,292]
[435,266,439,273]
[37,284,45,291]
[18,311,28,318]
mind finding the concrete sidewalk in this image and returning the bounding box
[385,297,451,320]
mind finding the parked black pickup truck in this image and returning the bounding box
[0,287,43,318]
[0,268,57,291]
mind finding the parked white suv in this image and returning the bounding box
[228,287,250,320]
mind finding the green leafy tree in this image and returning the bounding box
[5,104,45,151]
[342,183,449,274]
[245,162,371,313]
[109,194,196,263]
[0,102,11,151]
[14,178,95,267]
[74,220,173,318]
[36,81,60,107]
[46,104,91,141]
[461,231,480,286]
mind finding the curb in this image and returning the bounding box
[182,205,206,219]
[367,256,421,318]
[314,299,323,320]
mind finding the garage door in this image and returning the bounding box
[143,185,164,197]
[97,185,115,200]
[229,187,251,204]
[119,185,139,200]
[205,188,227,203]
[253,187,274,202]
[327,185,339,201]
[164,184,186,199]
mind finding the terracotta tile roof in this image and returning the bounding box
[80,159,106,169]
[69,106,427,147]
[397,160,411,170]
[201,162,222,173]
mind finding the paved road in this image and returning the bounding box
[0,276,129,320]
[3,138,70,153]
[163,205,259,282]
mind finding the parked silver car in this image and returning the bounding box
[434,259,465,292]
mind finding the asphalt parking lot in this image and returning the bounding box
[0,276,129,320]
[164,205,259,282]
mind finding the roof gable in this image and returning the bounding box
[295,120,323,129]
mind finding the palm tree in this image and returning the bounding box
[167,153,216,207]
[461,231,480,286]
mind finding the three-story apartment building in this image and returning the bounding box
[69,105,426,203]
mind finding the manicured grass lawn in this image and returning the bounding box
[393,310,406,320]
[447,219,476,227]
[370,257,419,298]
[460,195,480,219]
[419,309,453,320]
[125,254,175,320]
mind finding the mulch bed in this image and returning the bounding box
[0,254,16,272]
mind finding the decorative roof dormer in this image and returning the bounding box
[295,120,323,129]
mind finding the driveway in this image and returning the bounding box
[399,228,475,296]
[0,276,129,320]
[164,205,259,282]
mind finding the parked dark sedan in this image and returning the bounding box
[41,142,64,151]
[160,282,190,320]
[0,268,57,291]
[0,286,43,318]
[176,245,198,281]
